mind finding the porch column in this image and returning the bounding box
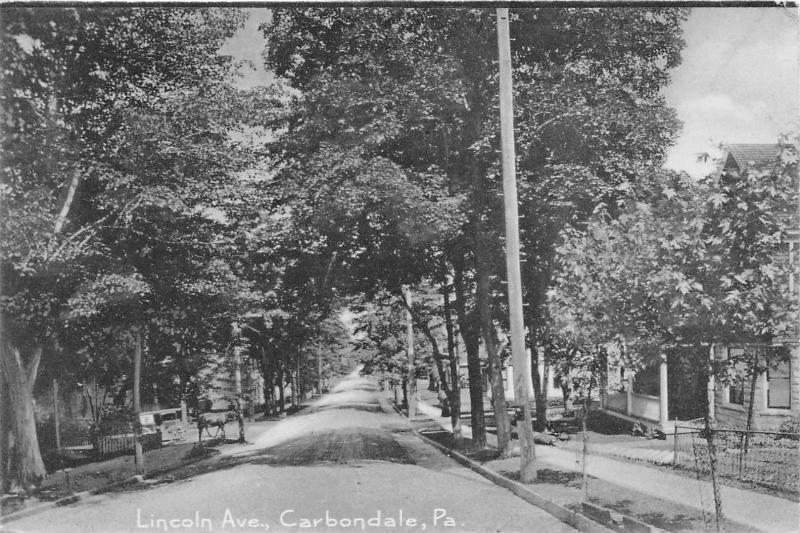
[659,354,668,427]
[626,371,633,416]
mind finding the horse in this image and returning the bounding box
[196,411,229,442]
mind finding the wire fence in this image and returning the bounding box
[674,426,800,495]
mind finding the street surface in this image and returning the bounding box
[3,373,577,533]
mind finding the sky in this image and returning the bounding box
[662,7,798,177]
[220,7,799,179]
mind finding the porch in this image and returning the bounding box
[600,350,710,433]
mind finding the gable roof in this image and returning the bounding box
[722,143,781,171]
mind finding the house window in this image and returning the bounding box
[767,360,791,409]
[727,348,746,405]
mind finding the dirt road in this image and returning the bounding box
[3,372,578,533]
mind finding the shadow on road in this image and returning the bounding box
[250,428,413,466]
[124,373,421,489]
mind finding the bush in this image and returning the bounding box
[142,431,162,452]
[777,416,800,440]
[91,405,137,436]
[185,443,213,460]
[585,410,634,434]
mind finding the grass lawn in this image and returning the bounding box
[415,424,758,533]
[491,459,760,533]
[2,418,281,517]
[0,442,212,517]
[38,442,203,497]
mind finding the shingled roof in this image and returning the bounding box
[722,143,781,171]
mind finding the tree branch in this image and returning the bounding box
[54,169,81,235]
[26,345,42,390]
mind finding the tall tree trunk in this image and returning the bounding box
[294,352,303,409]
[317,343,323,396]
[533,343,549,431]
[233,344,245,443]
[453,256,486,448]
[433,365,450,418]
[278,362,285,414]
[404,286,417,419]
[266,344,275,417]
[53,379,61,454]
[290,361,298,409]
[132,329,144,475]
[474,226,511,456]
[442,280,462,438]
[1,367,6,492]
[581,393,590,501]
[264,379,273,417]
[741,350,760,473]
[397,292,453,419]
[0,344,45,489]
[0,367,8,493]
[416,313,451,418]
[704,413,724,533]
[530,341,549,431]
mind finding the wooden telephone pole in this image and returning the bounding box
[496,7,537,482]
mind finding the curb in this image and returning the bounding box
[414,430,616,533]
[1,448,214,525]
[0,474,141,525]
[407,399,671,533]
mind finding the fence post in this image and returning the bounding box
[673,425,678,466]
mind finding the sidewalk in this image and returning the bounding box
[415,400,799,533]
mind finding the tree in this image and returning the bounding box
[0,7,249,488]
[262,7,688,448]
[352,294,418,403]
[698,141,798,436]
[549,142,798,423]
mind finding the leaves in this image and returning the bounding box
[549,141,798,378]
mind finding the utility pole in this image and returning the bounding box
[496,7,536,482]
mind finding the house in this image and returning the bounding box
[598,143,799,432]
